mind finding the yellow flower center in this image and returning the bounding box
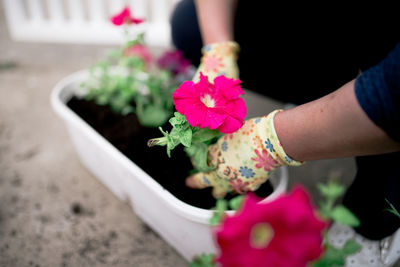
[201,94,215,108]
[250,223,274,249]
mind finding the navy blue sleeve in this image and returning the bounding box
[355,42,400,141]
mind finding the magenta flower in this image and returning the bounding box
[123,44,152,66]
[110,6,144,26]
[172,73,246,134]
[157,50,191,75]
[216,186,327,267]
[251,149,279,172]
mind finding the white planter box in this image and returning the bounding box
[50,70,289,261]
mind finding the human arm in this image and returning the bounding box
[192,0,239,81]
[187,42,400,197]
[277,42,400,161]
[276,80,400,161]
[194,0,237,44]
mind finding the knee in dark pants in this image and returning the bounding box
[170,0,203,66]
[343,152,400,240]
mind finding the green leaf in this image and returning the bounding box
[107,49,122,59]
[342,239,362,255]
[189,253,216,267]
[331,205,360,227]
[185,143,216,173]
[192,128,221,143]
[313,244,345,267]
[178,127,192,147]
[154,127,179,157]
[209,199,228,226]
[313,240,361,267]
[137,104,171,127]
[122,56,145,69]
[229,195,244,210]
[163,132,180,158]
[385,199,400,219]
[149,113,193,156]
[318,201,332,219]
[169,112,187,127]
[96,94,109,105]
[81,35,178,131]
[216,199,228,212]
[209,214,222,227]
[317,181,345,200]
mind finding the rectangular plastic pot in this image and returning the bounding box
[50,70,288,261]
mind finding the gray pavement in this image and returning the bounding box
[0,7,186,267]
[1,3,397,267]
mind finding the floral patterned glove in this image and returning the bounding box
[186,110,304,198]
[193,41,240,82]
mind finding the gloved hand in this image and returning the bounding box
[192,41,240,82]
[186,110,304,198]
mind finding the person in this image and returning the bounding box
[170,1,400,266]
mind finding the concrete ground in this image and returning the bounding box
[0,4,397,267]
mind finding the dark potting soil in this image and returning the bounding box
[67,97,273,209]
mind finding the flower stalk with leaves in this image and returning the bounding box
[148,73,246,172]
[81,6,191,127]
[190,180,362,267]
[147,112,222,172]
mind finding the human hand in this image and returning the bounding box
[186,110,304,198]
[192,41,239,82]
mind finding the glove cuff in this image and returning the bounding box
[201,41,240,56]
[259,110,305,166]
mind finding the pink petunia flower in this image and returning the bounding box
[251,149,280,172]
[172,73,246,134]
[216,186,327,267]
[110,6,144,26]
[123,44,152,66]
[157,50,191,75]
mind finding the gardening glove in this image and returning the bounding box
[193,41,240,82]
[186,110,304,198]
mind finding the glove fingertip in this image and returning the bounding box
[185,173,210,189]
[185,175,198,188]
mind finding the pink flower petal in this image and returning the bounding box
[173,81,200,114]
[123,44,152,65]
[214,75,244,99]
[225,98,247,121]
[204,109,227,129]
[217,116,243,133]
[174,96,201,115]
[157,50,190,75]
[172,73,247,132]
[131,18,145,24]
[197,72,215,95]
[185,105,226,129]
[110,6,144,26]
[110,7,131,26]
[110,15,124,26]
[216,186,327,267]
[184,104,208,128]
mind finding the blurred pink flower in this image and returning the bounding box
[110,6,144,26]
[123,44,152,66]
[157,50,191,75]
[173,73,246,133]
[216,186,327,267]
